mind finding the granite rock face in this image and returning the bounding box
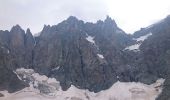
[33,16,132,92]
[0,26,32,92]
[0,16,170,99]
[0,39,28,92]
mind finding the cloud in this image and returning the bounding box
[106,0,170,33]
[0,0,170,34]
[0,0,108,33]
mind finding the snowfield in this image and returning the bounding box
[133,33,152,42]
[125,32,152,51]
[86,34,95,44]
[0,68,164,100]
[124,43,141,51]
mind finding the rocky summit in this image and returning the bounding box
[0,15,170,99]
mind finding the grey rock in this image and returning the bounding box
[0,93,4,97]
[38,83,55,94]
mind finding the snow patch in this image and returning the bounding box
[86,34,104,58]
[16,68,34,74]
[133,32,152,42]
[86,34,95,44]
[52,66,60,71]
[125,32,152,51]
[97,54,104,59]
[124,43,141,51]
[116,76,119,79]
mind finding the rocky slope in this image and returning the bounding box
[0,15,170,99]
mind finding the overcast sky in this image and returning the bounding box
[0,0,170,34]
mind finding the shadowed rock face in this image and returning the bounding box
[126,16,170,100]
[0,42,28,92]
[32,16,133,92]
[0,26,33,92]
[0,16,170,99]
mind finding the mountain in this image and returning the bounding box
[33,16,133,92]
[0,15,170,99]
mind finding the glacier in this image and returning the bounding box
[0,68,164,100]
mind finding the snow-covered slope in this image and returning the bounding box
[133,33,152,42]
[124,43,141,51]
[86,34,95,44]
[0,68,164,100]
[124,32,152,51]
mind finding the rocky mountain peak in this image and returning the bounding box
[11,24,22,30]
[42,25,51,31]
[25,28,34,47]
[104,16,117,28]
[9,25,25,49]
[66,16,79,22]
[63,16,84,30]
[26,28,31,34]
[10,24,25,35]
[105,16,115,22]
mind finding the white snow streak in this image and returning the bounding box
[52,66,60,71]
[85,33,104,59]
[124,43,141,51]
[133,32,152,42]
[86,34,95,44]
[97,54,104,59]
[13,71,22,80]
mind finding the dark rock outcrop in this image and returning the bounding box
[0,93,4,97]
